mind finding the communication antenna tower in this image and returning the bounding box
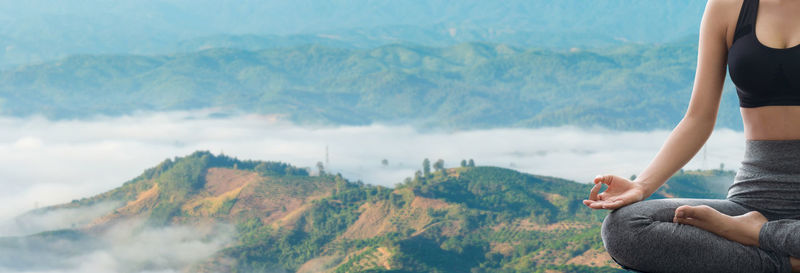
[703,144,707,169]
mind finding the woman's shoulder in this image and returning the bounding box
[704,0,746,47]
[705,0,743,22]
[707,0,744,11]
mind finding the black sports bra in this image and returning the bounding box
[728,0,800,108]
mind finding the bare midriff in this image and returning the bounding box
[741,106,800,140]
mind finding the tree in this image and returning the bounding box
[414,170,423,182]
[433,159,444,171]
[381,158,389,167]
[423,158,431,177]
[335,174,347,194]
[468,159,475,167]
[460,160,467,167]
[316,161,325,176]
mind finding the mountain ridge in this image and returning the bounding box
[2,151,735,272]
[0,0,707,66]
[0,41,744,131]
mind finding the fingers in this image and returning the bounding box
[583,197,628,210]
[585,174,625,210]
[600,174,614,186]
[582,199,623,210]
[588,182,602,201]
[600,199,624,209]
[582,199,601,209]
[594,174,618,187]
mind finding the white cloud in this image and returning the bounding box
[0,111,747,225]
[0,217,234,273]
[12,137,43,149]
[0,201,119,236]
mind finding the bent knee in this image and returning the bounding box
[601,202,654,265]
[601,207,633,252]
[602,202,647,238]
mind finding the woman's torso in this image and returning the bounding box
[727,0,800,140]
[742,107,800,140]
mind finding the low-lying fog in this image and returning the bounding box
[0,110,746,226]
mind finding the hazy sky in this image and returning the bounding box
[0,110,747,224]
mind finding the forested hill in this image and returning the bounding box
[1,151,735,273]
[0,42,743,130]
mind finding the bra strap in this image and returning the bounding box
[733,0,759,43]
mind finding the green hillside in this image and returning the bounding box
[651,168,735,199]
[2,152,735,272]
[0,41,743,130]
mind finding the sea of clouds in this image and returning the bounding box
[0,216,234,273]
[0,110,747,227]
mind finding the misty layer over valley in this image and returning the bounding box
[0,111,747,225]
[0,218,233,273]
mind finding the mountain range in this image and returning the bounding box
[0,41,744,131]
[0,152,736,272]
[0,0,708,67]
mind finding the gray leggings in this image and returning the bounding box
[602,140,800,273]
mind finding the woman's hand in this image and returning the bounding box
[583,174,647,210]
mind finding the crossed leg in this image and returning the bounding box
[602,198,791,273]
[674,205,800,272]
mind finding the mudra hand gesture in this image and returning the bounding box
[583,174,647,210]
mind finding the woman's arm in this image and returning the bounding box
[586,0,735,209]
[635,0,733,196]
